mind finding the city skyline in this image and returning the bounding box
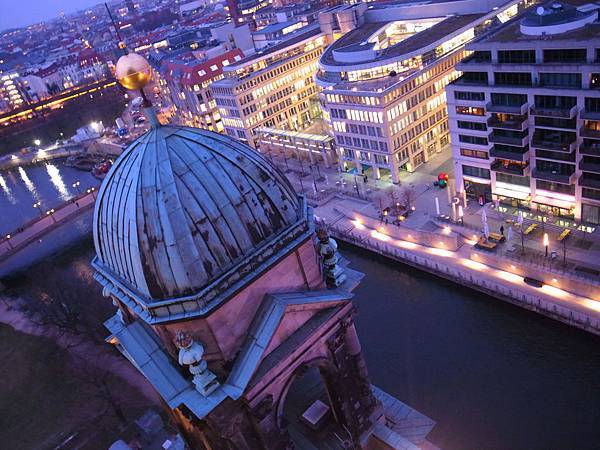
[0,0,100,32]
[1,0,600,448]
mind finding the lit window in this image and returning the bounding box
[210,65,218,71]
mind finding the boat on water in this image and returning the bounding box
[65,154,97,171]
[92,159,112,179]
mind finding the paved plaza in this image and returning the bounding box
[266,146,600,277]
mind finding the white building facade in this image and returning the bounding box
[316,0,526,182]
[447,0,600,226]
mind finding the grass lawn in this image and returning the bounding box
[0,323,150,449]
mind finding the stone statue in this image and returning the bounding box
[316,225,347,288]
[175,331,220,396]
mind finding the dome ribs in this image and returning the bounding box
[94,126,306,302]
[168,140,238,270]
[101,141,143,287]
[192,135,294,233]
[176,136,266,251]
[138,132,181,298]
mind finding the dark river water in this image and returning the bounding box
[343,243,600,450]
[0,160,99,235]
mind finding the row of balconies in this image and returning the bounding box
[485,102,580,119]
[486,115,528,131]
[489,163,600,183]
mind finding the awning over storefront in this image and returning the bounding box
[494,187,530,200]
[463,176,491,185]
[532,195,575,210]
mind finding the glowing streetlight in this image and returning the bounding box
[5,234,13,249]
[46,208,56,223]
[33,201,43,217]
[33,139,41,146]
[543,232,549,257]
[72,181,81,194]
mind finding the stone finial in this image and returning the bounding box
[315,223,346,288]
[174,330,220,396]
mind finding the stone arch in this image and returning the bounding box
[275,356,338,431]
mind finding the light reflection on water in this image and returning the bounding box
[17,166,38,199]
[0,159,99,235]
[0,174,16,204]
[345,244,600,450]
[45,163,70,201]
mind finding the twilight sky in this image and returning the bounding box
[0,0,101,31]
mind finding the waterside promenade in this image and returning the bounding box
[315,195,600,335]
[265,148,600,335]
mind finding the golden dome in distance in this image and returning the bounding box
[115,52,152,90]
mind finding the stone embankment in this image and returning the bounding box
[0,145,80,170]
[0,189,98,261]
[322,205,600,337]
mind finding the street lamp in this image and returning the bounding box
[33,201,43,217]
[353,173,360,198]
[33,139,41,147]
[46,208,56,223]
[72,181,81,194]
[5,234,13,249]
[543,232,549,257]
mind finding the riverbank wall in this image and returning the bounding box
[0,145,81,170]
[332,228,600,337]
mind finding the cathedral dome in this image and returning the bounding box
[93,126,303,301]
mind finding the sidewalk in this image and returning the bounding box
[266,149,600,274]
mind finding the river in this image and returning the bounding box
[344,243,600,450]
[0,159,99,236]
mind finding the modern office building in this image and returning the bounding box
[316,0,526,182]
[211,24,329,148]
[447,0,600,226]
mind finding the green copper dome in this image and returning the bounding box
[93,126,302,300]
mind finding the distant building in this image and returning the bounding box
[178,0,219,18]
[252,20,308,49]
[254,2,338,29]
[225,0,271,28]
[0,71,27,112]
[447,0,600,226]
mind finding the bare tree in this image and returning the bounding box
[70,354,129,426]
[400,186,417,211]
[17,261,111,343]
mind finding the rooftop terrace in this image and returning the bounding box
[473,0,600,44]
[320,14,483,68]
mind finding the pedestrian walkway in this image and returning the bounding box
[0,188,98,261]
[265,148,600,277]
[313,197,600,328]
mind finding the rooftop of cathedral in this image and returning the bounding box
[92,118,314,323]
